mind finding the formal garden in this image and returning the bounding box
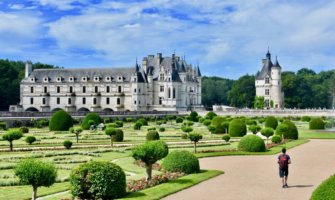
[0,111,335,200]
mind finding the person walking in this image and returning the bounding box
[278,148,291,188]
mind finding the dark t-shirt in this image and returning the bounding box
[278,154,290,170]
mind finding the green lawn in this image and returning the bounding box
[299,129,335,139]
[310,174,335,200]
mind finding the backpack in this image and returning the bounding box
[279,154,289,169]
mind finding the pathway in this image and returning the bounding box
[164,139,335,200]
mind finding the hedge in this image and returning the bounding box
[211,116,228,134]
[162,151,200,174]
[309,118,325,130]
[49,110,74,131]
[114,129,124,142]
[265,116,278,129]
[275,120,299,140]
[238,135,266,152]
[81,113,103,130]
[146,130,160,141]
[228,119,247,137]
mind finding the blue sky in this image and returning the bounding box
[0,0,335,79]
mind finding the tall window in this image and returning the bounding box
[159,97,162,105]
[173,87,176,99]
[95,86,98,93]
[82,97,86,104]
[68,98,71,105]
[168,87,171,98]
[106,86,110,93]
[69,86,73,93]
[30,98,33,104]
[117,98,121,105]
[160,86,164,92]
[57,86,60,93]
[30,87,34,93]
[106,98,110,105]
[118,86,122,93]
[57,97,60,104]
[42,98,46,105]
[160,74,164,81]
[93,98,97,105]
[265,77,270,84]
[44,86,47,93]
[83,86,86,93]
[265,89,270,95]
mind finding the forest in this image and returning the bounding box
[0,59,334,111]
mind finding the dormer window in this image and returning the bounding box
[56,77,62,82]
[43,77,49,82]
[94,76,100,82]
[105,76,111,82]
[82,77,87,82]
[117,76,123,82]
[30,77,35,82]
[69,76,74,82]
[160,74,164,81]
[265,77,270,84]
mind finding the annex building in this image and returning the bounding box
[10,53,202,112]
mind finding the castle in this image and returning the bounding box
[255,50,284,109]
[10,53,202,112]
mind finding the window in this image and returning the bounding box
[83,86,86,93]
[57,86,60,93]
[57,97,60,104]
[69,86,73,93]
[118,76,122,81]
[160,74,164,81]
[82,97,86,104]
[93,98,97,105]
[30,98,33,104]
[134,88,137,93]
[139,100,140,105]
[30,87,34,93]
[57,77,61,82]
[160,86,164,92]
[69,77,74,82]
[106,98,110,105]
[106,76,110,81]
[168,88,171,98]
[44,86,47,93]
[139,88,141,93]
[134,100,137,105]
[106,86,110,93]
[44,77,48,82]
[95,86,98,93]
[82,77,87,82]
[68,98,71,105]
[265,99,270,108]
[42,98,46,105]
[265,77,270,84]
[94,77,99,81]
[118,86,122,93]
[117,98,121,105]
[159,97,162,105]
[134,78,137,82]
[173,87,176,99]
[265,89,270,95]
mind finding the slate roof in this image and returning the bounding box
[256,51,278,80]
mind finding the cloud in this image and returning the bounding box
[32,0,89,10]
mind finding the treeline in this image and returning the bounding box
[0,59,334,110]
[0,59,59,111]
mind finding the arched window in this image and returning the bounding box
[93,98,97,105]
[168,87,171,98]
[173,87,176,99]
[117,98,121,105]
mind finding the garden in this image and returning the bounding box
[0,111,334,200]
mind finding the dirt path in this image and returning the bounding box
[164,139,335,200]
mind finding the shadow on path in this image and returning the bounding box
[288,185,314,188]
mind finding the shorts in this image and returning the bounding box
[279,168,289,178]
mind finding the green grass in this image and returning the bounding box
[310,174,335,200]
[120,170,223,200]
[195,139,309,158]
[299,130,335,139]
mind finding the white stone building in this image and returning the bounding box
[255,50,284,109]
[10,53,202,112]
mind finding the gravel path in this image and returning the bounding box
[164,139,335,200]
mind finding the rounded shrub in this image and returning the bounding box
[159,127,165,132]
[20,127,29,133]
[271,135,282,144]
[49,110,74,131]
[301,116,311,122]
[147,127,156,131]
[181,126,193,133]
[249,125,261,134]
[246,120,257,126]
[176,117,184,123]
[25,136,36,145]
[162,151,200,174]
[222,134,230,142]
[205,111,217,120]
[114,129,124,142]
[189,111,199,122]
[211,116,228,133]
[146,130,160,141]
[63,140,73,149]
[115,121,123,128]
[70,161,126,199]
[81,113,103,130]
[265,116,278,129]
[238,135,266,152]
[309,117,325,130]
[133,121,142,130]
[275,120,299,140]
[137,118,148,126]
[228,119,247,137]
[202,119,211,126]
[260,127,274,139]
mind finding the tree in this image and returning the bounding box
[208,125,216,137]
[254,96,265,109]
[70,127,83,143]
[2,129,23,151]
[14,159,57,200]
[228,75,255,108]
[49,110,73,131]
[105,127,117,147]
[260,127,274,146]
[249,125,261,134]
[188,133,203,153]
[132,141,168,181]
[25,136,36,145]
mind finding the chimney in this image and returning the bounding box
[25,61,33,78]
[157,53,162,66]
[142,57,148,74]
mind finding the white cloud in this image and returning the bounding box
[33,0,89,10]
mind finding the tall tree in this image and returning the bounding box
[228,75,255,108]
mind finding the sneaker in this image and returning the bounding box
[285,184,288,188]
[282,185,285,188]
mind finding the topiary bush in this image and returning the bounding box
[20,127,29,133]
[2,129,23,151]
[202,119,211,126]
[176,117,184,123]
[133,121,142,130]
[265,116,278,129]
[162,151,200,174]
[81,113,103,130]
[63,140,73,149]
[146,130,160,141]
[0,122,7,130]
[228,119,247,137]
[210,116,228,133]
[147,127,156,131]
[271,135,281,144]
[189,111,199,122]
[205,111,217,120]
[49,110,74,131]
[137,118,148,126]
[238,135,266,152]
[181,126,193,133]
[309,117,325,130]
[301,116,311,122]
[222,134,230,142]
[70,161,126,199]
[249,125,262,134]
[275,120,299,140]
[114,129,124,142]
[115,120,123,128]
[260,127,274,145]
[25,136,36,145]
[159,127,165,132]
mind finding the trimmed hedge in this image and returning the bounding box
[271,135,281,144]
[81,113,103,130]
[133,122,142,130]
[20,127,29,133]
[63,140,73,149]
[49,110,74,131]
[311,174,335,200]
[70,161,126,199]
[176,117,184,123]
[159,127,165,132]
[162,151,200,174]
[228,119,247,137]
[25,136,36,145]
[146,130,160,141]
[265,116,278,129]
[205,111,217,120]
[211,116,228,134]
[114,129,124,142]
[238,135,266,152]
[275,120,299,140]
[309,118,325,130]
[222,134,230,142]
[301,116,311,122]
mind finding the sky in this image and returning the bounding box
[0,0,335,79]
